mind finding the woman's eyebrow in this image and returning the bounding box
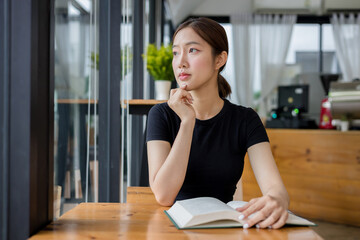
[172,41,201,48]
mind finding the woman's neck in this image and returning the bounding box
[191,89,224,121]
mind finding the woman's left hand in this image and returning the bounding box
[236,194,289,229]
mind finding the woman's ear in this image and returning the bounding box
[215,51,228,70]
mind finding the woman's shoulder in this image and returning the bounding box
[148,102,176,118]
[224,99,258,116]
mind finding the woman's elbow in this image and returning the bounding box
[153,192,175,206]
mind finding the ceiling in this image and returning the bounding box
[166,0,360,25]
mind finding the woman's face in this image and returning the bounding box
[172,27,219,91]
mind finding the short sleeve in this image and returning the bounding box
[146,104,171,143]
[245,108,269,149]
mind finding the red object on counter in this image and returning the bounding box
[319,97,335,129]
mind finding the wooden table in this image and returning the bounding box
[30,203,323,239]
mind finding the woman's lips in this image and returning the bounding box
[179,73,190,81]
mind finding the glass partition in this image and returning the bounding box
[120,0,135,202]
[53,0,99,218]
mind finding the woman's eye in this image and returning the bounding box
[189,48,198,53]
[173,51,178,56]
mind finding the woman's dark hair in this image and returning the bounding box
[173,17,232,98]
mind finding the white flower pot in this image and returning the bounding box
[155,80,172,100]
[340,120,349,132]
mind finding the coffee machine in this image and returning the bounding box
[328,81,360,130]
[266,84,317,129]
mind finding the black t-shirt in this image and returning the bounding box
[146,99,269,203]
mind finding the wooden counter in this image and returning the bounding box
[243,129,360,227]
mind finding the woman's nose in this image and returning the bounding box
[178,53,188,68]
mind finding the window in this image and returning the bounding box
[53,0,99,218]
[284,23,341,123]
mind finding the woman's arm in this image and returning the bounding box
[236,142,289,229]
[147,119,194,206]
[147,85,195,206]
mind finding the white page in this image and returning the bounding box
[179,197,236,215]
[167,197,242,228]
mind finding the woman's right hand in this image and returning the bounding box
[167,84,195,123]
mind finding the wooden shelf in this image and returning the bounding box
[125,99,167,105]
[56,99,166,105]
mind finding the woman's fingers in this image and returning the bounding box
[236,198,258,212]
[167,86,196,122]
[270,211,288,229]
[255,209,282,229]
[169,89,177,97]
[238,197,266,220]
[238,195,288,229]
[179,85,193,103]
[241,206,272,228]
[171,87,193,104]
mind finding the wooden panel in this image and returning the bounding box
[242,129,360,227]
[126,186,158,204]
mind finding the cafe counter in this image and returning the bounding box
[242,129,360,227]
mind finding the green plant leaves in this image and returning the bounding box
[143,44,175,81]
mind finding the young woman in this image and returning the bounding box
[146,17,289,229]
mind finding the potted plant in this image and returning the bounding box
[340,114,350,131]
[143,43,174,100]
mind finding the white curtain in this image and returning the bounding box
[231,14,257,107]
[231,14,296,115]
[331,13,360,82]
[258,15,296,116]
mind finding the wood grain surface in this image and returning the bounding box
[56,99,166,105]
[30,202,322,240]
[242,129,360,227]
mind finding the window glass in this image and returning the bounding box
[120,0,133,202]
[286,24,320,71]
[53,0,99,219]
[284,23,341,124]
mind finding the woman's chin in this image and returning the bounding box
[177,81,191,89]
[184,84,193,91]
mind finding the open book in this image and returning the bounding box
[165,197,316,229]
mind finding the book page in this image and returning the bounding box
[227,200,248,209]
[286,213,316,226]
[166,197,242,228]
[178,197,235,216]
[167,201,194,228]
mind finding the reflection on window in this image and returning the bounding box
[120,0,133,203]
[283,23,341,124]
[53,0,99,219]
[286,24,341,74]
